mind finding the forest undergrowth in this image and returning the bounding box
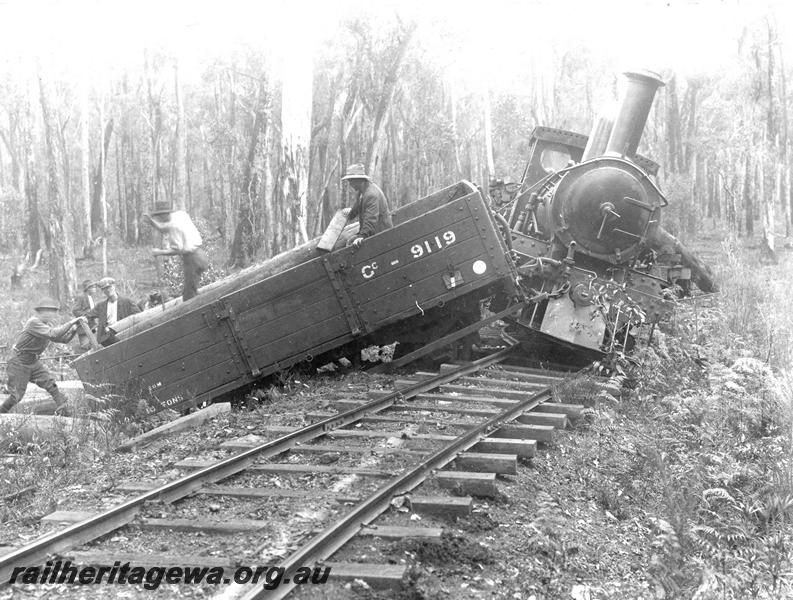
[559,236,793,599]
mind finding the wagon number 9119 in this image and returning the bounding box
[411,231,456,259]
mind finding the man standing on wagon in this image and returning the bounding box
[0,298,85,414]
[142,202,209,302]
[339,163,393,248]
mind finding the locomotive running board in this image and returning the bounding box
[368,304,522,373]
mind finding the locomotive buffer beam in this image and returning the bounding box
[369,304,522,373]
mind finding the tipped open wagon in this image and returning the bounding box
[73,181,521,412]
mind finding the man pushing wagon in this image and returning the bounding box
[1,298,85,415]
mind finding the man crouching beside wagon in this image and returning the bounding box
[338,163,393,248]
[0,298,85,415]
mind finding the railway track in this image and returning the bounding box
[0,347,584,598]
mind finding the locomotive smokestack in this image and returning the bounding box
[604,70,665,160]
[581,103,616,161]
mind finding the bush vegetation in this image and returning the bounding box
[562,237,793,599]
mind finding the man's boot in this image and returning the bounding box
[50,388,71,417]
[0,396,16,414]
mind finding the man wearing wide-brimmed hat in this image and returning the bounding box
[339,163,392,248]
[1,298,85,414]
[142,201,208,301]
[85,277,141,346]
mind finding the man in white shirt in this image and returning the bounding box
[143,202,209,301]
[86,277,141,346]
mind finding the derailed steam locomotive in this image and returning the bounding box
[495,69,715,363]
[74,69,715,412]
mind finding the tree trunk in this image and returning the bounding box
[364,22,416,175]
[778,159,789,239]
[682,79,700,171]
[744,153,753,236]
[98,96,108,275]
[281,48,313,245]
[80,78,92,254]
[228,81,267,267]
[665,74,684,175]
[145,52,163,208]
[483,87,495,186]
[786,157,792,237]
[39,75,77,305]
[760,154,777,262]
[766,19,777,143]
[25,157,41,256]
[449,78,463,179]
[688,151,699,234]
[174,59,187,210]
[116,136,126,242]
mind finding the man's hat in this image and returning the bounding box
[34,298,60,311]
[82,279,97,292]
[149,201,174,216]
[341,163,371,181]
[97,276,116,290]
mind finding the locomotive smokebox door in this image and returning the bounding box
[550,158,666,264]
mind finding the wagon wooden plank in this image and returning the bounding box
[94,272,340,381]
[148,316,352,405]
[359,526,443,539]
[391,182,476,224]
[115,403,231,452]
[75,257,330,379]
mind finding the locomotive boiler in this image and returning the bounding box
[496,70,716,362]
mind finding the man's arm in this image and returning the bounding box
[347,196,360,221]
[54,321,81,343]
[358,192,381,238]
[143,213,168,232]
[29,318,83,343]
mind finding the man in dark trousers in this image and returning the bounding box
[340,163,393,248]
[72,279,99,351]
[1,298,84,414]
[86,277,141,346]
[142,202,209,301]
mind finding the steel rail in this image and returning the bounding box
[233,361,555,599]
[0,346,518,584]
